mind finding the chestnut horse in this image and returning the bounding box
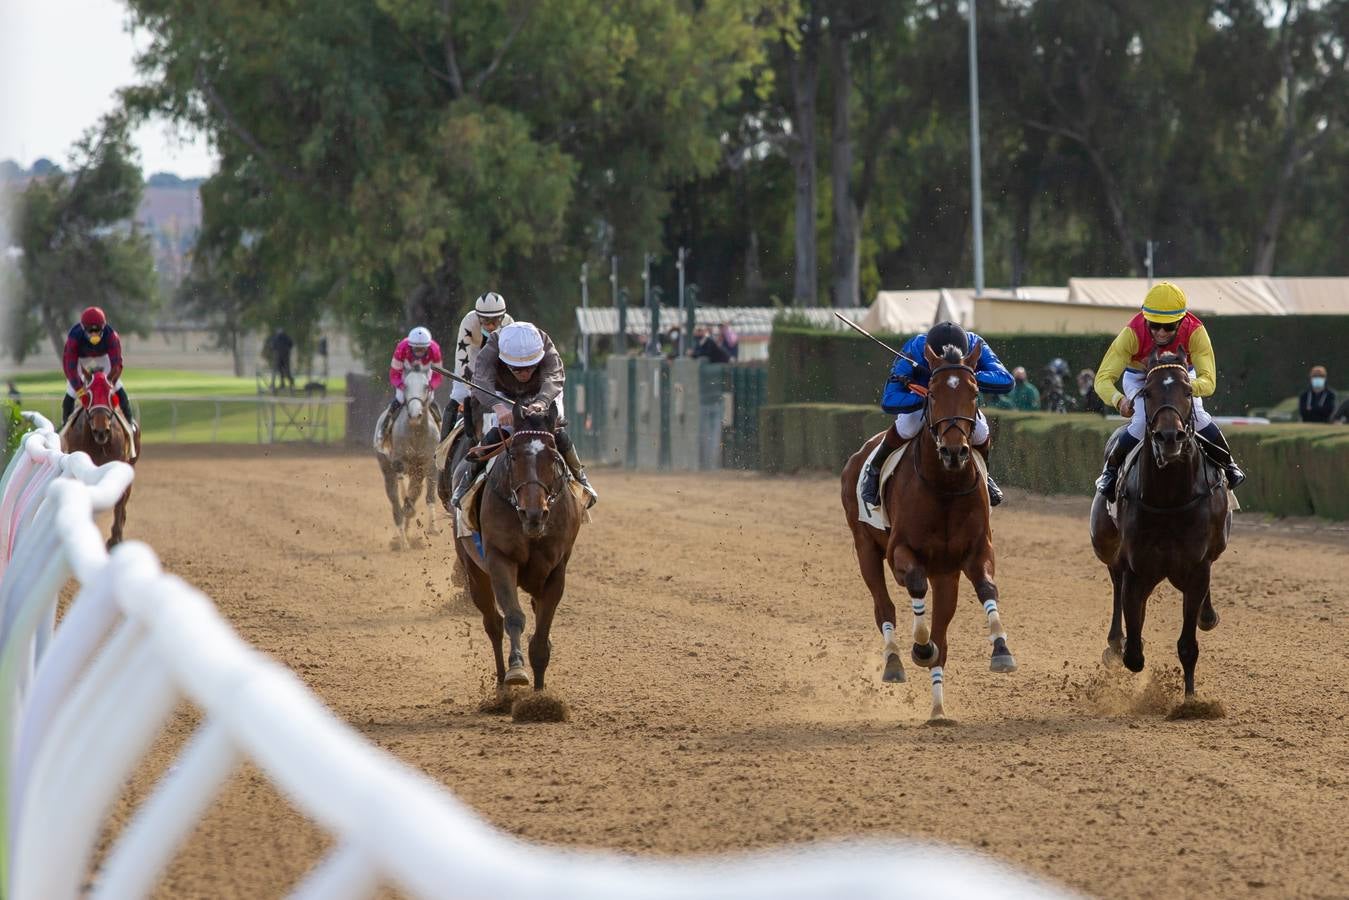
[841,341,1017,721]
[1090,351,1230,697]
[61,370,140,547]
[454,405,581,692]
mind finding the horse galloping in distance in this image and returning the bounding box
[454,404,581,693]
[841,340,1017,722]
[1090,350,1230,698]
[61,370,140,548]
[376,363,439,549]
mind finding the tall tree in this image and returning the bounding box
[9,115,157,361]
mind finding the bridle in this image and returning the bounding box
[915,361,982,497]
[1142,363,1195,465]
[500,428,569,514]
[924,362,978,446]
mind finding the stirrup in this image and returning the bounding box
[986,475,1004,507]
[1225,464,1246,489]
[1095,467,1118,497]
[860,464,882,505]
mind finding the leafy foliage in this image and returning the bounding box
[7,114,159,362]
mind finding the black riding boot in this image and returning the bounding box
[861,425,907,506]
[1197,422,1246,489]
[972,440,1004,507]
[61,394,75,428]
[116,388,135,425]
[1096,431,1141,496]
[451,426,503,510]
[440,402,460,441]
[556,428,597,508]
[382,398,402,445]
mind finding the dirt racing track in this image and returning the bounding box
[109,446,1349,898]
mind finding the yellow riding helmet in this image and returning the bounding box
[1140,282,1187,324]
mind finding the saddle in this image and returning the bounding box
[1106,441,1240,522]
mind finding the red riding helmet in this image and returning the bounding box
[80,306,107,330]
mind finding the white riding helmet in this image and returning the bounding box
[498,322,545,368]
[407,326,433,349]
[475,292,507,319]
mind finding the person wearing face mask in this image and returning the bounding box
[1092,282,1246,496]
[1298,366,1335,423]
[993,366,1040,411]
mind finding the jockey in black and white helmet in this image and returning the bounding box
[445,292,515,438]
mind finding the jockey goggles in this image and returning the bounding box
[1148,321,1179,333]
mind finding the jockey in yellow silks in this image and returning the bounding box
[1093,282,1246,496]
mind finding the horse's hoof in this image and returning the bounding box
[1199,607,1219,631]
[1102,646,1125,668]
[911,642,939,668]
[1123,652,1145,674]
[990,652,1018,674]
[504,666,530,686]
[882,652,907,683]
[926,715,956,727]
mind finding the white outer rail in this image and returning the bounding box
[0,413,1071,899]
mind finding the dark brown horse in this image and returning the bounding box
[61,370,140,548]
[1090,351,1229,697]
[841,341,1016,722]
[454,405,581,692]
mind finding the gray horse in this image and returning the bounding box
[375,364,440,549]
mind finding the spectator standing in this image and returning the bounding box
[1077,369,1107,416]
[1298,365,1335,423]
[689,325,731,364]
[993,366,1040,411]
[6,381,19,403]
[271,328,296,391]
[718,322,740,360]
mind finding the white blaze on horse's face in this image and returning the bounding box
[528,439,546,455]
[947,375,960,389]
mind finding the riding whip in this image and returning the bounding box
[832,312,920,366]
[428,362,518,407]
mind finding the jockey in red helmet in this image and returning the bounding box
[61,306,134,427]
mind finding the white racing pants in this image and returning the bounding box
[894,408,990,444]
[1122,370,1212,440]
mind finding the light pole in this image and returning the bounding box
[579,262,590,368]
[676,247,687,356]
[968,0,985,296]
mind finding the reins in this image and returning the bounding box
[1128,360,1219,513]
[913,361,982,498]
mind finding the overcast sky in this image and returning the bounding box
[0,0,218,178]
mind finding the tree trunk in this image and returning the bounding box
[829,31,859,309]
[787,18,821,307]
[1084,144,1143,276]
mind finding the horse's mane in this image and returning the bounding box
[515,405,558,435]
[940,344,963,364]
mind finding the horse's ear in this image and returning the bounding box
[923,343,942,369]
[963,337,982,368]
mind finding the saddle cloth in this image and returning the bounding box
[854,440,988,531]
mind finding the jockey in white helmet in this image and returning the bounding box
[443,291,514,439]
[450,321,597,509]
[382,325,444,445]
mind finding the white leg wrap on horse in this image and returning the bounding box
[983,599,1007,642]
[912,598,931,646]
[930,666,945,715]
[882,621,895,642]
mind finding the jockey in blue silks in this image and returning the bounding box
[862,321,1015,508]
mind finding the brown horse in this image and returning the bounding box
[61,370,140,548]
[454,405,581,692]
[1090,351,1229,697]
[841,340,1016,721]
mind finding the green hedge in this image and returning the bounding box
[770,316,1349,414]
[759,404,1349,520]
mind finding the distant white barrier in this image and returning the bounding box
[0,413,1071,899]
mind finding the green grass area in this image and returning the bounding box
[10,370,346,397]
[11,371,349,444]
